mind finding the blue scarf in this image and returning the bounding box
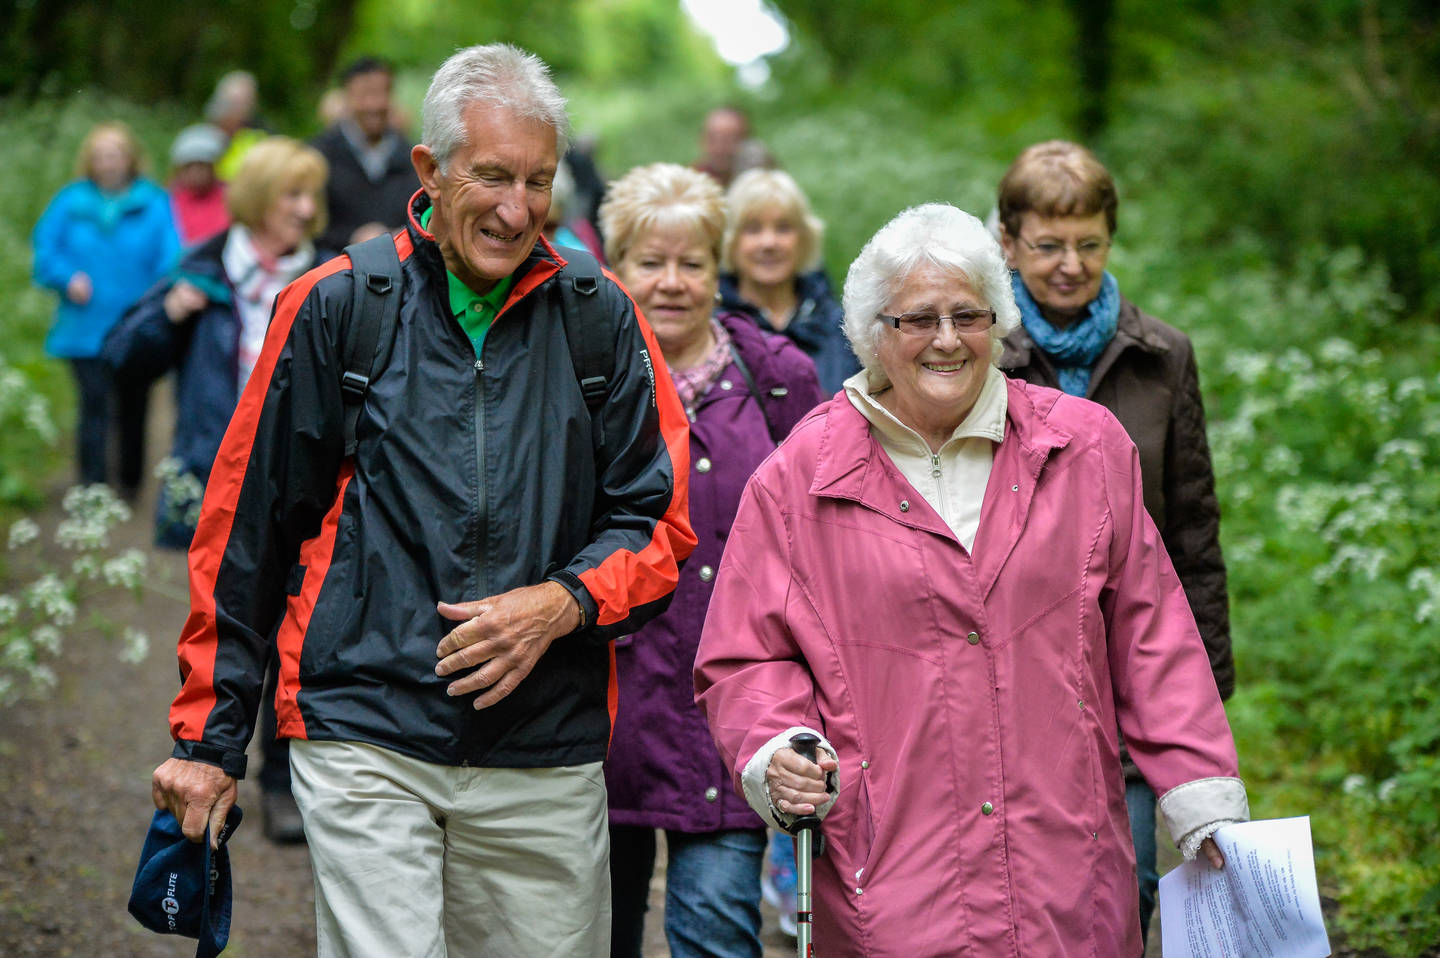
[1011,271,1120,397]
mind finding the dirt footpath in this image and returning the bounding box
[0,401,792,957]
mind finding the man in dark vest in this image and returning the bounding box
[311,56,418,250]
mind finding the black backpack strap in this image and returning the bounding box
[557,253,611,454]
[340,235,403,457]
[726,340,791,446]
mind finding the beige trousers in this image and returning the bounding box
[289,739,610,958]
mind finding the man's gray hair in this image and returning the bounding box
[842,203,1021,373]
[422,43,571,173]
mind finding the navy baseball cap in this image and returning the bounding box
[128,806,243,958]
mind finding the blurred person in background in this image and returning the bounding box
[600,162,822,958]
[543,160,604,261]
[166,123,230,246]
[106,136,331,845]
[106,136,330,550]
[695,203,1247,957]
[207,69,270,181]
[720,168,859,396]
[994,139,1234,947]
[32,121,180,498]
[693,105,750,188]
[311,56,418,249]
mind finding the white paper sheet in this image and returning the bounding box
[1158,816,1331,957]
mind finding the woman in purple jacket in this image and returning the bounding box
[599,163,823,958]
[695,204,1247,957]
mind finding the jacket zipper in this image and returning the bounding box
[472,356,488,602]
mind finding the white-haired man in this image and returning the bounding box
[152,44,695,957]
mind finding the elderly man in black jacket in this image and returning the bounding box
[151,43,695,958]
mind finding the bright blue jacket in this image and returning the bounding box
[32,178,180,358]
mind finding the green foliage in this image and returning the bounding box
[1178,248,1440,952]
[0,0,358,131]
[344,0,730,130]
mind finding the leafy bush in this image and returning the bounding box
[1183,248,1440,952]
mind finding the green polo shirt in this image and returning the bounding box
[421,207,513,358]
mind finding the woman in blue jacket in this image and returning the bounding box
[32,122,180,494]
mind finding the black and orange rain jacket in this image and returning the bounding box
[167,194,695,778]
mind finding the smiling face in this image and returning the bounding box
[257,179,321,255]
[1001,210,1111,325]
[412,102,558,293]
[733,202,802,291]
[874,266,994,447]
[616,220,718,368]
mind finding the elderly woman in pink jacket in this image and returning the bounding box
[694,203,1248,957]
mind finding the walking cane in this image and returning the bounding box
[787,732,827,958]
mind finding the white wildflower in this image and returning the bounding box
[28,663,58,695]
[0,594,19,625]
[1394,377,1428,403]
[24,395,56,443]
[1408,568,1440,624]
[1317,338,1359,365]
[1261,446,1301,477]
[1313,544,1389,584]
[1374,439,1425,472]
[101,549,148,590]
[24,573,76,627]
[1377,778,1401,803]
[30,625,62,656]
[2,635,33,668]
[70,554,100,582]
[118,627,149,665]
[1223,354,1269,385]
[7,517,40,550]
[1341,773,1368,796]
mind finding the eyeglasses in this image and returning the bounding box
[1016,235,1111,262]
[878,308,996,336]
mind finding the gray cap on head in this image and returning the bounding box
[170,124,228,167]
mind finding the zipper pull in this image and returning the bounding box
[931,453,941,479]
[473,358,484,373]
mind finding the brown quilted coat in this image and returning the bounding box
[1000,296,1234,742]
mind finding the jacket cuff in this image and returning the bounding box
[172,739,248,779]
[1158,776,1248,859]
[740,726,840,829]
[546,569,598,639]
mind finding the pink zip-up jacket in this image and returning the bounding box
[695,379,1245,957]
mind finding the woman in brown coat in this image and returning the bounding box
[994,139,1233,947]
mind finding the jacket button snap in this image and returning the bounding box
[704,786,718,802]
[698,565,715,582]
[855,887,864,895]
[981,802,994,815]
[899,499,910,512]
[1011,484,1019,492]
[860,760,870,769]
[966,631,980,645]
[719,380,734,390]
[696,457,712,473]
